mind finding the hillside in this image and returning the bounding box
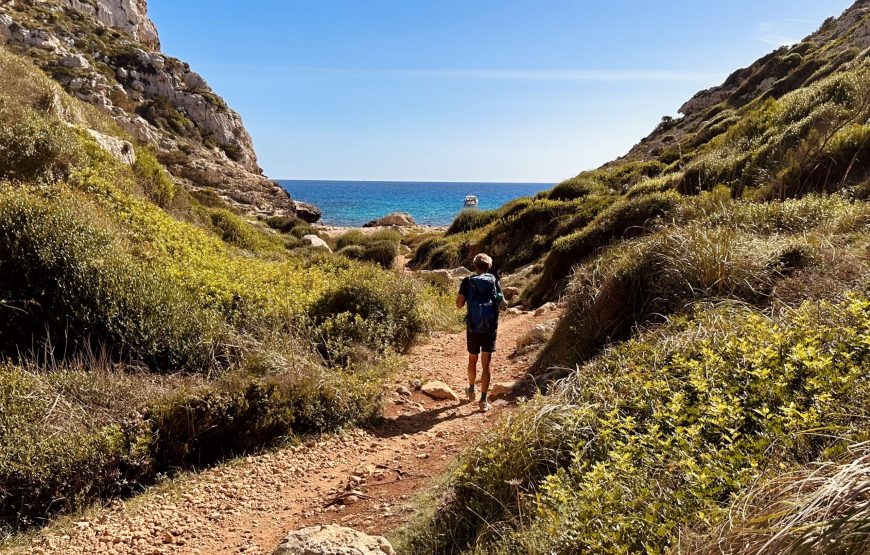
[1,1,870,553]
[0,13,457,538]
[0,0,296,217]
[401,2,870,553]
[412,0,870,307]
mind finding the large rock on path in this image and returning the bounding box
[489,381,521,399]
[273,524,394,555]
[364,212,416,228]
[421,380,460,401]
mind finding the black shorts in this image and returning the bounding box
[467,329,497,354]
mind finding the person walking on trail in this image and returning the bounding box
[456,253,506,412]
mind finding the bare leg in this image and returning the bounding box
[467,354,479,388]
[480,352,492,400]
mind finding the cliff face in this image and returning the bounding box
[0,0,296,217]
[617,0,870,165]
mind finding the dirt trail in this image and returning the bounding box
[13,309,559,555]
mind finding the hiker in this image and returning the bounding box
[456,253,506,412]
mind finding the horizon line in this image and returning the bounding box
[276,178,558,185]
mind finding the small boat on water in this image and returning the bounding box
[464,195,479,209]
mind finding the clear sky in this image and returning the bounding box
[149,1,853,182]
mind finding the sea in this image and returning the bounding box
[278,180,553,227]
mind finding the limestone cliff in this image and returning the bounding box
[0,0,296,217]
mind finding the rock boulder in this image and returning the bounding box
[489,381,521,399]
[534,302,558,317]
[273,525,394,555]
[294,200,322,223]
[302,235,331,251]
[503,286,520,300]
[517,321,557,347]
[364,212,416,228]
[86,129,136,165]
[421,380,459,402]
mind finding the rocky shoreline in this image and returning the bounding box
[315,224,447,239]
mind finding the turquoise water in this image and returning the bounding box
[278,180,553,227]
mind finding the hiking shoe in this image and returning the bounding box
[465,385,475,401]
[479,400,491,413]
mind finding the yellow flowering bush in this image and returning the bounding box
[405,295,870,554]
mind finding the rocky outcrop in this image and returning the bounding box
[86,129,136,165]
[363,212,416,228]
[57,0,159,49]
[273,525,394,555]
[294,200,322,223]
[0,0,297,217]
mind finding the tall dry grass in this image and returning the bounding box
[698,444,870,555]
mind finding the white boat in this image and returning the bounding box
[464,195,479,209]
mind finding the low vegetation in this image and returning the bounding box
[400,8,870,554]
[412,52,870,305]
[0,45,452,534]
[335,228,402,269]
[402,294,870,553]
[695,444,870,554]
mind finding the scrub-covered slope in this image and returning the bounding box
[0,43,451,536]
[413,0,870,306]
[402,3,870,553]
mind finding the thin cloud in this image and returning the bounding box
[384,68,721,82]
[203,64,722,83]
[756,19,816,47]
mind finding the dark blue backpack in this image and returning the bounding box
[467,273,498,334]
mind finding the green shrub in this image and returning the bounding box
[446,209,499,235]
[132,146,176,207]
[336,229,368,249]
[625,172,684,199]
[360,240,398,269]
[307,267,428,365]
[477,197,614,273]
[0,363,157,533]
[289,223,320,239]
[338,244,366,260]
[527,191,681,304]
[146,363,385,470]
[209,208,283,254]
[538,224,796,367]
[137,95,198,140]
[336,228,402,249]
[335,230,401,267]
[693,193,870,234]
[264,215,308,234]
[0,354,390,533]
[0,188,225,371]
[547,178,607,201]
[406,294,870,554]
[0,103,83,183]
[410,236,463,270]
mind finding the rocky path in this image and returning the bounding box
[12,308,559,555]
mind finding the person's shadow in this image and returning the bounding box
[366,399,470,439]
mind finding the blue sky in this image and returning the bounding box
[149,1,853,182]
